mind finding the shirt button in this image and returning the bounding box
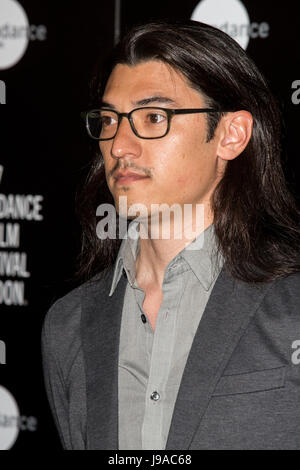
[141,313,147,323]
[150,391,160,401]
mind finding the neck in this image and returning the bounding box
[135,202,213,289]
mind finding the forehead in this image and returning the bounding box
[102,60,204,105]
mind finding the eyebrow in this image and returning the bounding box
[100,95,178,109]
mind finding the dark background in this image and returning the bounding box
[0,0,299,450]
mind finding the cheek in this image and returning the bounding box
[100,145,114,177]
[159,146,213,198]
[149,141,196,192]
[176,176,187,184]
[99,142,112,161]
[152,134,188,174]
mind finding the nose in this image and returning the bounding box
[110,115,142,160]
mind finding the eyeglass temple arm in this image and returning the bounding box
[172,108,225,115]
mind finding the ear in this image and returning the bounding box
[216,111,253,161]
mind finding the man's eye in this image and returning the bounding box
[101,115,117,126]
[147,113,166,124]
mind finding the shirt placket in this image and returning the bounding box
[140,267,185,450]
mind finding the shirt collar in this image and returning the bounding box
[109,219,224,296]
[180,222,224,291]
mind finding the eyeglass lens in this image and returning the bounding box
[87,108,169,139]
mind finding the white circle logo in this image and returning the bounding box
[191,0,250,50]
[0,386,20,450]
[0,0,29,70]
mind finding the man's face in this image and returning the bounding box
[100,60,226,219]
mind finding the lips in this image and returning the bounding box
[114,171,149,184]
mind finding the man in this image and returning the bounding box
[41,20,300,450]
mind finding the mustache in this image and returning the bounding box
[110,162,153,178]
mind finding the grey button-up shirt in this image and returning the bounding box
[108,220,224,450]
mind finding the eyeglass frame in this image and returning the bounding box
[80,106,232,140]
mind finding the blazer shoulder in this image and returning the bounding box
[260,271,300,319]
[269,271,300,295]
[41,268,113,368]
[45,267,112,326]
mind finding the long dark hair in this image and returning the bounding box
[76,19,300,284]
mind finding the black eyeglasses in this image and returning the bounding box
[80,106,230,140]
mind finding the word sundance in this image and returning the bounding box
[0,194,43,220]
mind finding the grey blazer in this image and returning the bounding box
[41,264,300,450]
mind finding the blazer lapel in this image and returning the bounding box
[81,268,127,450]
[166,265,272,450]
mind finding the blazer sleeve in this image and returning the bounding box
[41,301,72,450]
